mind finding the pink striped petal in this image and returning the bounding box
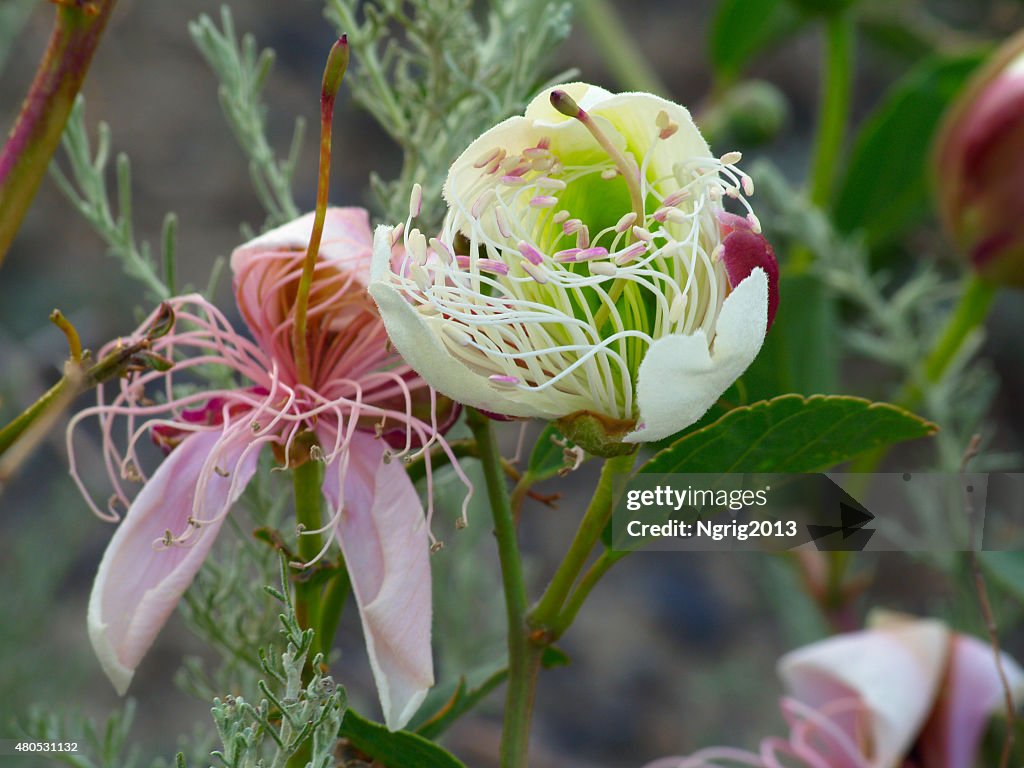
[321,431,433,730]
[778,614,950,768]
[88,429,260,694]
[918,632,1024,768]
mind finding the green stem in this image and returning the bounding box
[578,0,669,96]
[791,12,854,274]
[0,375,71,458]
[292,455,324,643]
[550,550,622,637]
[0,0,118,267]
[808,13,854,209]
[906,274,997,408]
[316,560,350,660]
[529,452,635,629]
[465,408,536,768]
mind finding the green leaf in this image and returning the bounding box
[639,394,936,474]
[409,647,569,740]
[709,0,804,85]
[526,423,572,482]
[339,709,467,767]
[980,551,1024,601]
[409,662,505,740]
[833,51,987,245]
[541,645,571,669]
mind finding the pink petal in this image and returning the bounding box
[88,429,259,694]
[917,632,1024,768]
[721,228,779,332]
[230,208,374,334]
[230,207,373,285]
[321,431,433,730]
[778,614,951,767]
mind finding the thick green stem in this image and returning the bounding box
[905,274,997,409]
[578,0,669,96]
[292,455,324,642]
[465,408,536,768]
[809,13,854,209]
[529,452,635,629]
[791,12,854,274]
[315,561,350,660]
[550,550,621,637]
[0,376,71,458]
[0,0,118,267]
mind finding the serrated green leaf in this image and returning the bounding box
[833,51,987,245]
[709,0,804,85]
[339,709,467,767]
[639,394,936,474]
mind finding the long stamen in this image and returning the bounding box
[292,36,349,387]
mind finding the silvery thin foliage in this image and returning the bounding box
[49,98,177,302]
[751,161,1015,473]
[189,8,306,232]
[195,557,348,768]
[323,0,576,228]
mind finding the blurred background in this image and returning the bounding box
[3,1,1024,766]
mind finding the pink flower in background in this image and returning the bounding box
[68,208,469,730]
[934,29,1024,287]
[645,612,1024,767]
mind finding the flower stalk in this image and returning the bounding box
[292,445,324,642]
[465,408,537,768]
[529,452,635,632]
[0,0,118,267]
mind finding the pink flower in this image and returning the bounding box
[645,612,1024,767]
[934,29,1024,287]
[68,208,469,730]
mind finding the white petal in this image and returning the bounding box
[778,616,951,768]
[369,227,567,420]
[623,268,768,443]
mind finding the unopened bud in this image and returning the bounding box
[934,30,1024,287]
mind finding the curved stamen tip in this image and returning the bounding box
[550,89,583,119]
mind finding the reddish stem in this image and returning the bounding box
[0,0,118,267]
